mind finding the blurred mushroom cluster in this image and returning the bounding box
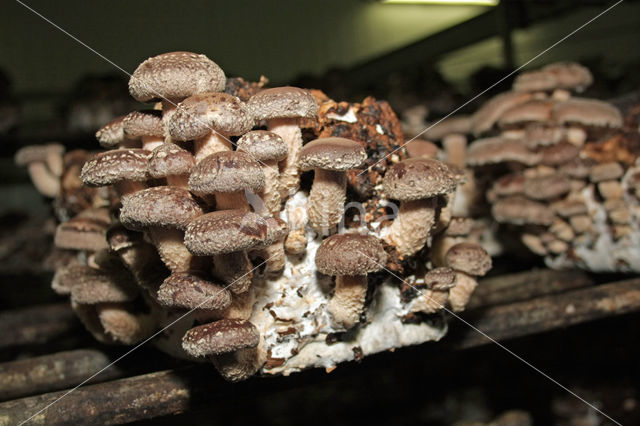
[425,62,640,272]
[15,51,490,380]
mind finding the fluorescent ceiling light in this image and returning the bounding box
[382,0,499,5]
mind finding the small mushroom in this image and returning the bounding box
[189,151,265,210]
[445,242,491,312]
[300,137,367,234]
[68,264,139,305]
[491,196,555,226]
[184,210,268,293]
[248,86,319,198]
[122,110,165,151]
[157,272,232,310]
[382,158,457,257]
[96,302,156,345]
[14,144,65,198]
[471,91,533,136]
[80,149,151,196]
[466,137,541,167]
[410,267,457,314]
[95,115,138,149]
[251,216,289,273]
[315,233,387,329]
[237,131,288,215]
[54,207,110,252]
[181,318,260,358]
[120,186,205,272]
[147,142,195,187]
[169,92,253,162]
[129,51,226,139]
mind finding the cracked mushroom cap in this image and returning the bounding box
[472,91,533,136]
[315,234,387,276]
[120,186,204,231]
[184,210,268,255]
[236,130,288,162]
[248,86,318,121]
[466,137,542,167]
[182,318,260,357]
[383,158,457,201]
[80,149,151,186]
[14,143,65,166]
[95,115,129,148]
[54,208,111,251]
[188,151,265,196]
[424,267,457,290]
[147,143,195,178]
[492,196,555,226]
[445,242,492,276]
[498,99,555,128]
[551,98,623,128]
[122,110,164,139]
[69,265,138,304]
[169,92,253,141]
[129,51,226,102]
[157,272,232,310]
[423,115,472,141]
[300,137,367,171]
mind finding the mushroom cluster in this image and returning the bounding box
[18,51,490,380]
[428,62,640,272]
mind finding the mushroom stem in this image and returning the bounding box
[448,272,478,312]
[269,118,302,199]
[211,336,267,382]
[284,200,308,255]
[442,134,467,168]
[114,181,146,197]
[254,240,286,273]
[308,169,346,235]
[45,150,64,177]
[215,191,249,211]
[410,289,449,314]
[213,251,253,294]
[327,275,367,330]
[194,131,233,162]
[261,159,282,215]
[27,162,60,197]
[148,227,199,272]
[385,198,437,258]
[141,135,164,151]
[166,174,190,188]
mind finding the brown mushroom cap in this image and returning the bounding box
[523,174,571,201]
[445,242,492,276]
[147,143,195,178]
[551,98,623,128]
[315,234,387,276]
[589,162,624,183]
[466,137,541,167]
[515,62,593,92]
[188,151,265,195]
[551,199,588,217]
[182,319,260,357]
[80,149,151,186]
[540,142,580,166]
[14,143,65,166]
[472,91,533,136]
[383,158,457,201]
[129,51,226,102]
[168,92,253,141]
[492,196,555,226]
[299,137,367,171]
[157,272,231,310]
[122,110,164,139]
[262,217,289,246]
[248,86,318,121]
[95,115,128,148]
[498,99,555,128]
[69,265,138,304]
[424,267,457,290]
[120,186,204,231]
[236,130,288,162]
[184,210,268,255]
[54,208,111,251]
[422,115,472,141]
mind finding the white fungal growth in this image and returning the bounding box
[246,191,447,376]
